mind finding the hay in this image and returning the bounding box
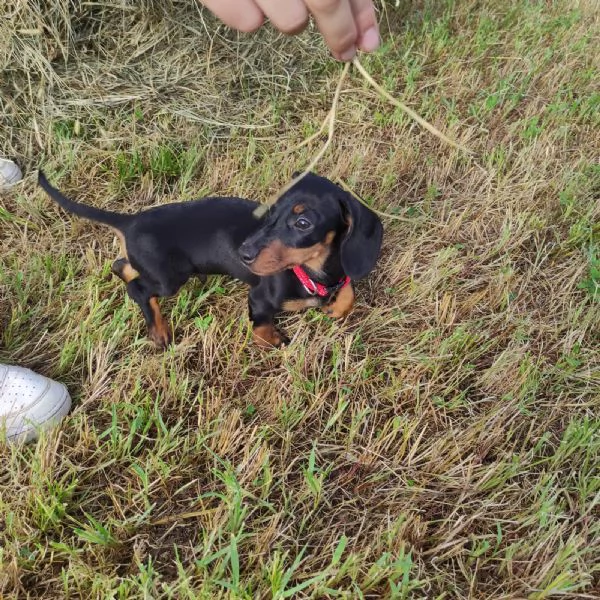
[1,1,599,597]
[253,55,470,218]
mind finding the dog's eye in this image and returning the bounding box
[295,217,312,230]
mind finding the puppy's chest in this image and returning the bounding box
[280,278,338,312]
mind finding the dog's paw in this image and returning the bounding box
[149,324,173,349]
[321,285,354,320]
[321,304,352,319]
[253,324,287,349]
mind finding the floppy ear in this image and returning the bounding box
[339,192,383,280]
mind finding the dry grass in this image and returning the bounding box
[1,0,599,597]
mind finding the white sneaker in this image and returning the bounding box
[0,364,72,443]
[0,158,23,191]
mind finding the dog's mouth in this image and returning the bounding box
[241,239,289,276]
[241,239,330,277]
[247,262,289,276]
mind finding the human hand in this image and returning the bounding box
[198,0,380,61]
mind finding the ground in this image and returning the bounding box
[0,0,599,598]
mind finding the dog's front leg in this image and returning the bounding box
[248,285,286,348]
[322,283,355,319]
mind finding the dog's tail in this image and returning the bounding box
[38,170,132,230]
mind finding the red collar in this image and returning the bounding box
[292,265,351,297]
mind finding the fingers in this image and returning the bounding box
[255,0,309,35]
[305,0,358,61]
[198,0,264,33]
[351,0,380,52]
[305,0,379,60]
[198,0,380,60]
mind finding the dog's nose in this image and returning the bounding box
[239,243,259,265]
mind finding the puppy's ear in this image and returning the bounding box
[291,170,318,179]
[339,192,383,280]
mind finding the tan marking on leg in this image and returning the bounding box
[252,323,283,348]
[148,297,172,348]
[322,283,354,319]
[281,298,321,312]
[121,262,139,283]
[112,258,140,283]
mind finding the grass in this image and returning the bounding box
[1,0,599,597]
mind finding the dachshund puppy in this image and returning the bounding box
[39,171,383,348]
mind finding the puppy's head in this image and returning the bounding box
[239,173,383,279]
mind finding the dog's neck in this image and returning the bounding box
[305,231,348,285]
[301,251,346,286]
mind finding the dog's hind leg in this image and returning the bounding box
[125,278,172,349]
[111,257,140,283]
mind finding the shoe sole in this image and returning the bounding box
[6,386,72,444]
[0,159,23,190]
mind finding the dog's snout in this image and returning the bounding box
[239,243,259,265]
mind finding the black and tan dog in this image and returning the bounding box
[38,170,383,348]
